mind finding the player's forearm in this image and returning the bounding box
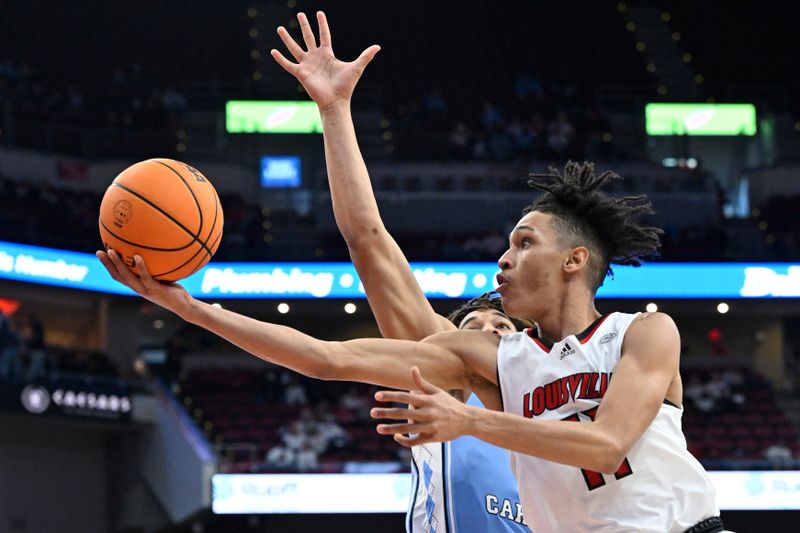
[467,407,626,474]
[182,299,336,380]
[320,102,384,243]
[180,299,464,391]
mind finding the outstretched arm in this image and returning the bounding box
[96,250,484,392]
[271,11,453,340]
[373,313,681,474]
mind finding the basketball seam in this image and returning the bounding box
[186,190,222,277]
[189,229,223,278]
[151,187,222,280]
[100,218,196,252]
[158,193,222,278]
[150,239,207,279]
[110,182,213,256]
[152,229,222,280]
[151,159,205,242]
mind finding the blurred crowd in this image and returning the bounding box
[0,58,186,131]
[393,75,614,162]
[0,58,184,156]
[2,171,783,263]
[0,311,118,383]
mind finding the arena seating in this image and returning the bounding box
[174,363,799,474]
[176,366,403,474]
[681,366,799,469]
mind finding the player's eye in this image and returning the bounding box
[496,323,511,330]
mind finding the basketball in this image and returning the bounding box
[98,158,223,282]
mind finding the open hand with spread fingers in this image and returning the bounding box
[371,366,475,446]
[96,249,195,320]
[271,11,380,112]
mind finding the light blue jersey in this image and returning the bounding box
[407,393,530,532]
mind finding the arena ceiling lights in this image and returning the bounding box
[645,103,757,136]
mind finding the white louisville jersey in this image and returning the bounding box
[497,312,719,533]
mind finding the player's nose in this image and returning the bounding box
[497,248,512,271]
[481,323,500,335]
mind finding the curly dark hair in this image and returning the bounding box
[447,291,533,331]
[524,161,663,291]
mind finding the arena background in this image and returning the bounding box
[1,1,799,532]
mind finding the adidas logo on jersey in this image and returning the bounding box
[559,342,575,360]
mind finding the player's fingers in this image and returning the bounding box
[393,432,435,447]
[133,255,155,284]
[371,407,432,422]
[106,250,145,292]
[297,12,317,50]
[376,422,434,435]
[411,366,439,395]
[375,390,419,405]
[353,44,380,72]
[270,49,299,75]
[276,26,305,61]
[96,251,123,282]
[317,11,332,48]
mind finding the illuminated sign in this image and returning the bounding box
[260,156,301,188]
[0,241,798,299]
[226,101,322,133]
[212,471,800,513]
[2,380,133,422]
[645,103,756,136]
[710,471,800,510]
[212,474,411,514]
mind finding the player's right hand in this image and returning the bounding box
[271,11,380,112]
[96,249,195,320]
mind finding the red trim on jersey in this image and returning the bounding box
[578,314,611,344]
[526,328,553,353]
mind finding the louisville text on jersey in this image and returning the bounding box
[522,372,612,418]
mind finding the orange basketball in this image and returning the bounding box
[99,158,223,282]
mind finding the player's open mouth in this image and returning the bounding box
[496,274,509,292]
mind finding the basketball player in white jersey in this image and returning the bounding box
[97,159,725,532]
[97,45,725,533]
[271,12,531,532]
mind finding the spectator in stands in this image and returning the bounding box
[693,391,717,421]
[0,313,23,382]
[295,440,320,472]
[22,314,47,381]
[265,444,296,469]
[283,376,308,406]
[277,421,308,464]
[447,122,471,159]
[480,101,503,130]
[316,409,350,452]
[705,371,734,412]
[339,383,370,412]
[259,367,284,404]
[545,110,574,157]
[684,374,705,408]
[721,368,745,390]
[764,441,794,469]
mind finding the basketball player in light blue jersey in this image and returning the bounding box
[270,12,531,532]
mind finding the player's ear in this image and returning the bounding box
[563,246,590,274]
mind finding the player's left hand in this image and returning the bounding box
[370,366,472,446]
[271,11,380,112]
